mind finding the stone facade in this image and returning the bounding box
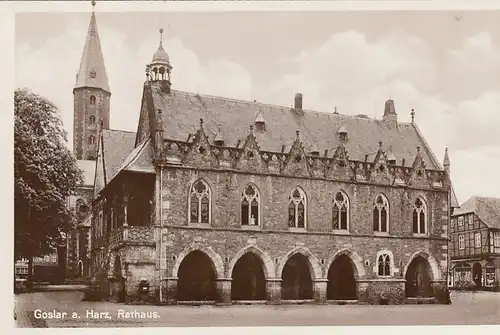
[85,11,456,305]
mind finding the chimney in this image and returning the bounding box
[383,99,398,127]
[294,93,303,111]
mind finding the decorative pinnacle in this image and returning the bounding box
[411,108,415,122]
[199,118,204,127]
[417,146,421,153]
[250,124,254,132]
[378,141,383,148]
[296,130,300,139]
[91,0,96,8]
[159,28,164,47]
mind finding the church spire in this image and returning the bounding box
[74,0,110,93]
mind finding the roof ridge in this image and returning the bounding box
[121,136,151,172]
[103,128,136,135]
[170,89,381,121]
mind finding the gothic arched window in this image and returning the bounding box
[90,95,96,105]
[373,194,389,232]
[89,115,96,125]
[377,253,391,276]
[88,135,95,145]
[288,187,307,229]
[189,179,211,224]
[332,191,349,230]
[412,197,427,234]
[241,183,260,226]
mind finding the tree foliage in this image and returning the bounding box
[14,88,83,259]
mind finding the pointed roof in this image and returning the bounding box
[453,196,500,229]
[338,124,347,134]
[74,7,110,93]
[443,147,450,167]
[255,108,265,123]
[386,146,397,162]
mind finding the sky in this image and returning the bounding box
[14,9,500,204]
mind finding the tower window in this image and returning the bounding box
[89,115,96,125]
[88,136,95,145]
[90,95,96,105]
[90,70,96,79]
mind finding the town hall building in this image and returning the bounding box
[72,5,460,304]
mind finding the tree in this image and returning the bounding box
[14,88,82,282]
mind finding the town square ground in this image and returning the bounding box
[14,290,500,327]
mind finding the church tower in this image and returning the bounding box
[73,1,110,161]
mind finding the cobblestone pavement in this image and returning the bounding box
[14,291,500,327]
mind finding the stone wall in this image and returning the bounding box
[73,88,110,160]
[159,168,449,238]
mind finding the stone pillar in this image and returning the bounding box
[313,279,328,304]
[163,277,178,304]
[357,281,369,304]
[216,278,232,305]
[430,280,449,304]
[265,278,282,304]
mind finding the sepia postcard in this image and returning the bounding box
[8,0,500,331]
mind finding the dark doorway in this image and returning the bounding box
[177,251,217,301]
[281,254,313,300]
[472,263,482,288]
[405,256,433,297]
[327,255,357,300]
[231,252,266,300]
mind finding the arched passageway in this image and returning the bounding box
[472,263,482,288]
[281,253,313,300]
[405,256,433,297]
[177,250,217,301]
[327,255,357,300]
[231,252,266,300]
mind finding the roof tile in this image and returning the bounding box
[150,86,441,169]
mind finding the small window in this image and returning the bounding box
[485,267,496,287]
[88,136,95,145]
[468,214,474,226]
[377,254,391,276]
[90,95,96,105]
[89,115,96,125]
[451,217,455,228]
[89,70,96,79]
[474,232,481,248]
[494,232,500,247]
[458,216,464,226]
[459,234,465,250]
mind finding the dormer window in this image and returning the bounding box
[255,121,265,131]
[338,125,348,142]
